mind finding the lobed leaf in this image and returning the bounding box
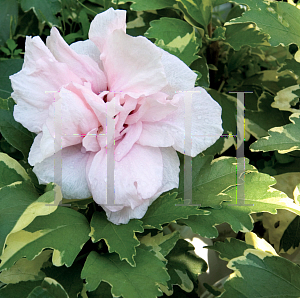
[227,0,300,47]
[141,192,209,230]
[20,0,61,27]
[89,211,144,266]
[81,248,169,298]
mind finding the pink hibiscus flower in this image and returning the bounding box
[10,8,223,224]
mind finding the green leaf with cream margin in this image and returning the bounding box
[165,239,207,294]
[219,249,300,297]
[271,85,300,113]
[183,166,300,237]
[177,155,255,208]
[89,211,144,266]
[0,153,59,253]
[227,0,300,47]
[224,22,270,51]
[81,248,169,298]
[27,277,69,298]
[141,192,209,230]
[0,207,90,271]
[250,113,300,153]
[0,250,52,284]
[176,0,213,30]
[145,17,200,66]
[140,231,180,261]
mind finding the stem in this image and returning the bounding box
[208,21,213,38]
[218,80,225,92]
[77,0,98,15]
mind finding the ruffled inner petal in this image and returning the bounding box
[44,83,99,150]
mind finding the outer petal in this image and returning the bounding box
[28,124,55,166]
[87,144,163,212]
[46,27,107,93]
[101,29,167,96]
[160,49,197,96]
[138,87,223,157]
[103,147,180,225]
[70,39,102,67]
[10,36,82,133]
[33,145,92,200]
[89,8,126,52]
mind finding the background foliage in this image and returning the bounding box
[1,0,300,297]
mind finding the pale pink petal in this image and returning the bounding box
[76,86,124,148]
[45,84,99,149]
[70,39,102,68]
[103,201,150,225]
[22,36,55,69]
[82,128,101,152]
[115,122,142,161]
[150,147,180,197]
[103,147,180,224]
[28,133,45,166]
[125,92,177,125]
[10,37,82,133]
[78,86,123,125]
[87,144,163,211]
[138,87,223,157]
[160,49,197,96]
[89,8,126,52]
[46,27,107,93]
[28,124,55,166]
[33,145,92,200]
[114,95,137,135]
[13,102,49,134]
[101,29,167,95]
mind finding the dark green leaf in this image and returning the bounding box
[0,59,23,99]
[220,250,300,297]
[130,0,176,11]
[0,98,35,159]
[207,238,254,261]
[0,0,18,46]
[142,192,209,230]
[82,248,169,297]
[0,280,42,298]
[90,211,143,266]
[280,215,300,252]
[20,0,61,27]
[145,17,200,66]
